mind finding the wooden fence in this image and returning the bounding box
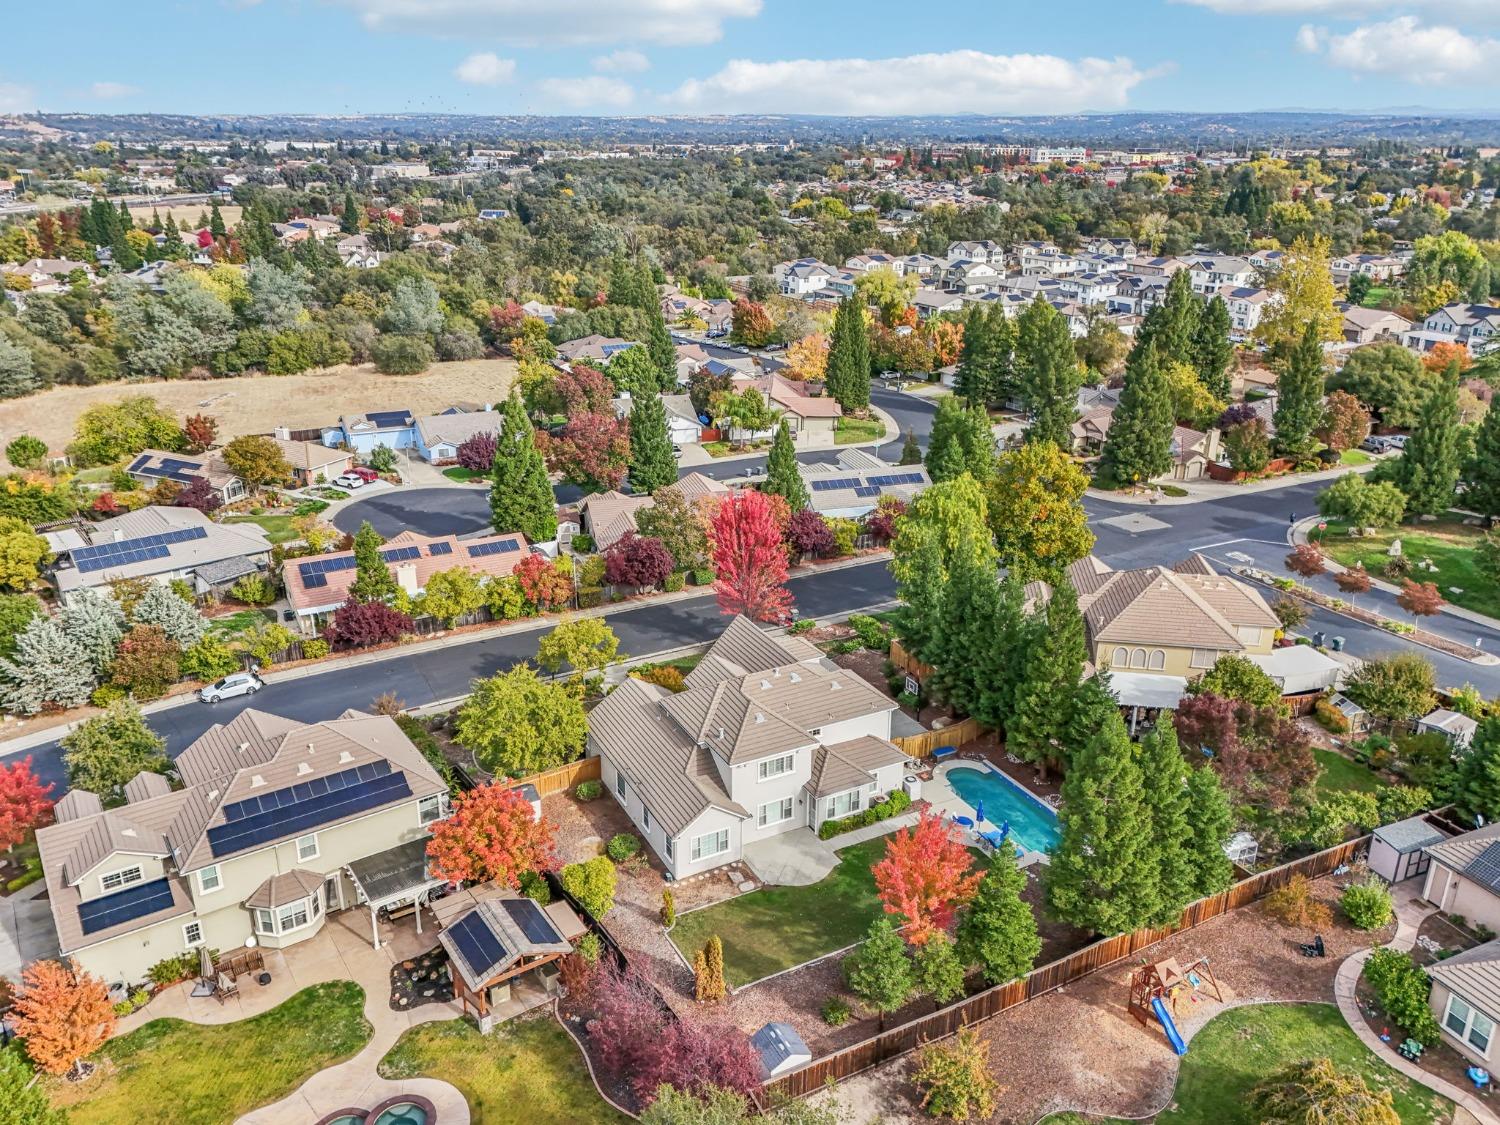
[889,638,935,682]
[893,718,982,759]
[764,835,1368,1099]
[514,756,602,798]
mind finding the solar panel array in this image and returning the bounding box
[73,526,209,574]
[207,760,412,858]
[866,472,925,487]
[1466,841,1500,893]
[854,485,881,498]
[127,454,205,484]
[502,897,562,945]
[809,477,860,492]
[366,410,413,429]
[467,538,521,558]
[427,542,453,556]
[78,877,175,935]
[380,546,421,563]
[449,911,508,979]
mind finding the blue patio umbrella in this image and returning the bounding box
[974,799,985,825]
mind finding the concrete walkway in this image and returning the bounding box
[1333,883,1500,1124]
[0,878,57,981]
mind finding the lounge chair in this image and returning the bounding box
[213,972,239,1005]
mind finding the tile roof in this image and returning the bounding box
[1066,555,1277,651]
[271,438,350,472]
[1426,824,1500,875]
[61,811,170,887]
[244,868,324,909]
[1427,938,1500,1017]
[413,410,502,450]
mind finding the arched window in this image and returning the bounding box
[1149,650,1166,671]
[1131,648,1148,668]
[1111,647,1128,668]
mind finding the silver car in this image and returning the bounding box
[199,671,265,703]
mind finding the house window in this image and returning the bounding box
[758,797,794,828]
[826,790,862,820]
[643,807,653,833]
[1445,994,1495,1056]
[183,921,204,948]
[691,829,730,862]
[197,865,222,894]
[615,772,629,801]
[1148,650,1166,671]
[1111,647,1128,669]
[255,908,275,935]
[100,866,144,894]
[277,899,312,932]
[419,794,444,825]
[665,837,673,860]
[758,754,795,780]
[296,834,319,861]
[1191,649,1219,669]
[1130,648,1148,669]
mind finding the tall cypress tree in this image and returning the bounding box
[1044,709,1163,935]
[925,396,968,483]
[209,200,227,239]
[1464,401,1500,522]
[827,296,871,412]
[1137,716,1195,926]
[1185,765,1235,897]
[341,193,361,234]
[1098,341,1175,488]
[899,428,922,465]
[956,305,994,407]
[763,419,809,511]
[1016,299,1080,448]
[606,256,636,307]
[1395,360,1463,517]
[348,521,398,603]
[1152,268,1201,364]
[117,200,134,231]
[956,841,1041,985]
[490,393,558,543]
[1272,321,1326,457]
[627,391,677,495]
[646,311,676,392]
[1007,580,1086,779]
[1194,295,1234,402]
[989,308,1019,407]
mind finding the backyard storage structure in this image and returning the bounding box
[1246,645,1346,697]
[753,1022,812,1078]
[1369,815,1450,884]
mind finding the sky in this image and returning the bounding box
[4,0,1500,119]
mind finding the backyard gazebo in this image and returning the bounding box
[345,838,447,949]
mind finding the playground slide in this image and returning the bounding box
[1151,996,1188,1056]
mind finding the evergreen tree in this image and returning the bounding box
[1194,295,1234,402]
[1137,717,1196,925]
[913,931,965,1007]
[646,311,676,392]
[899,428,922,465]
[58,588,126,675]
[955,305,994,407]
[989,307,1019,407]
[1272,322,1327,457]
[929,550,1010,723]
[1394,360,1463,517]
[1064,669,1118,759]
[956,841,1041,985]
[607,256,637,308]
[1184,765,1236,897]
[340,193,361,234]
[925,397,995,483]
[1455,718,1500,825]
[1015,298,1080,448]
[0,617,97,714]
[627,392,677,495]
[117,199,134,231]
[132,583,207,650]
[1465,403,1500,522]
[491,394,559,543]
[826,296,871,412]
[1097,341,1174,487]
[844,918,914,1028]
[1045,709,1163,935]
[348,521,398,603]
[1007,581,1086,777]
[110,231,142,271]
[209,200,227,239]
[1143,269,1200,365]
[763,419,809,511]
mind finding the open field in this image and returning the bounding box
[126,202,243,228]
[0,358,519,452]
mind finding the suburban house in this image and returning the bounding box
[913,288,966,320]
[730,373,843,439]
[1331,253,1402,285]
[1068,413,1220,480]
[0,257,96,292]
[577,471,731,550]
[1427,941,1500,1068]
[1422,826,1500,933]
[126,449,247,504]
[268,433,353,487]
[46,505,272,602]
[586,616,915,880]
[1216,286,1275,334]
[1406,303,1500,355]
[322,410,418,456]
[797,449,931,519]
[777,258,839,297]
[1341,306,1412,346]
[557,335,640,365]
[33,708,451,987]
[614,392,704,446]
[411,408,500,464]
[281,529,531,634]
[1185,256,1255,294]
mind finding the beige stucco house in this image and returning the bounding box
[1427,940,1500,1068]
[1422,826,1500,935]
[587,616,912,880]
[35,709,450,987]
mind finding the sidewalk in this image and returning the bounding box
[1333,884,1499,1124]
[1088,459,1381,507]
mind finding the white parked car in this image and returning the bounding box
[199,671,265,703]
[333,473,367,489]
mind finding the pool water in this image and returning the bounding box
[374,1106,428,1125]
[945,766,1061,855]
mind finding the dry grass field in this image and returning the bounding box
[126,203,244,228]
[0,358,519,452]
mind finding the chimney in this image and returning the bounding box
[274,426,291,441]
[396,563,420,597]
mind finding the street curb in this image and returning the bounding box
[1086,460,1380,507]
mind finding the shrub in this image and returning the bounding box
[913,1027,998,1122]
[1313,697,1350,734]
[519,869,552,905]
[393,713,457,792]
[606,833,642,862]
[113,999,135,1017]
[847,613,892,651]
[372,333,435,375]
[1365,948,1441,1045]
[561,855,617,918]
[577,585,604,609]
[301,638,330,660]
[574,779,603,801]
[1263,874,1334,929]
[660,889,676,928]
[575,931,602,963]
[293,499,329,516]
[635,665,687,692]
[89,683,127,707]
[818,789,911,839]
[1342,878,1394,931]
[691,567,714,586]
[663,571,685,592]
[821,996,851,1026]
[570,533,595,553]
[181,638,239,682]
[787,618,816,635]
[230,574,277,606]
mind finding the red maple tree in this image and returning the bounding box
[1284,543,1327,579]
[603,532,674,589]
[425,783,556,886]
[872,812,983,945]
[12,959,116,1078]
[0,756,53,853]
[324,601,413,649]
[182,413,219,453]
[514,552,572,611]
[1334,563,1373,603]
[1397,578,1445,619]
[709,490,794,624]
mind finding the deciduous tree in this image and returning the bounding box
[0,755,51,854]
[419,568,485,626]
[1254,235,1342,356]
[1192,654,1283,710]
[1174,691,1318,809]
[182,413,218,453]
[222,434,290,490]
[1397,579,1444,621]
[455,664,587,776]
[325,600,414,648]
[872,811,982,945]
[1326,344,1437,430]
[1317,390,1372,453]
[536,618,622,681]
[785,509,834,558]
[987,441,1094,582]
[1273,323,1328,457]
[425,783,555,886]
[1285,543,1326,578]
[636,488,710,572]
[1317,472,1406,529]
[605,531,675,589]
[455,430,497,473]
[709,490,792,623]
[12,959,115,1079]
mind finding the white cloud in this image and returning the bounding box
[90,81,140,99]
[536,75,635,110]
[1301,16,1497,84]
[454,52,516,85]
[669,50,1160,116]
[1295,24,1326,52]
[0,81,35,113]
[329,0,760,46]
[593,49,650,74]
[1174,0,1500,21]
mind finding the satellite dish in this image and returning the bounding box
[244,935,258,948]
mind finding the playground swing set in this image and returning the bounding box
[1127,956,1223,1056]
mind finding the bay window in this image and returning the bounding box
[826,790,862,820]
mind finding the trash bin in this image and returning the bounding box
[1313,631,1326,647]
[1331,636,1345,651]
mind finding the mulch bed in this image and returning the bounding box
[1413,912,1482,967]
[830,646,951,727]
[389,945,455,1011]
[1355,975,1480,1100]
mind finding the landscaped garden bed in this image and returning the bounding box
[1313,519,1500,622]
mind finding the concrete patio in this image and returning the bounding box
[0,879,57,983]
[743,829,839,886]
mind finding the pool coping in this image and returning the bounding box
[931,759,1060,856]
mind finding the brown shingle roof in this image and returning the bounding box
[244,868,325,909]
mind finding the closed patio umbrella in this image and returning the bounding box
[974,799,985,825]
[199,944,214,982]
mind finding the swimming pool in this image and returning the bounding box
[945,765,1061,855]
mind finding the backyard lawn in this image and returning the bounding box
[834,416,887,445]
[1041,1003,1451,1124]
[1314,519,1498,620]
[224,513,298,544]
[1314,747,1380,797]
[379,1013,628,1124]
[48,982,371,1125]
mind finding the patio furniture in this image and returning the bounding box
[257,972,271,986]
[931,746,957,762]
[213,973,239,1005]
[953,815,974,829]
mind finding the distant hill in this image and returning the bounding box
[6,110,1500,148]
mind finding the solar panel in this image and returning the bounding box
[449,911,508,978]
[894,472,925,485]
[427,542,453,556]
[208,762,411,858]
[76,544,171,574]
[810,477,860,492]
[1465,841,1500,893]
[366,410,412,429]
[77,878,175,935]
[502,897,563,945]
[468,539,518,557]
[303,573,328,589]
[380,546,421,563]
[854,485,881,498]
[128,454,151,473]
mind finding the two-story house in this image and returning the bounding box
[34,709,450,987]
[942,260,1001,294]
[1215,285,1276,333]
[587,616,912,880]
[1185,256,1255,295]
[1410,303,1500,355]
[777,258,839,297]
[945,240,1004,266]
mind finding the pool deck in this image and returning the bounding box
[927,758,1057,868]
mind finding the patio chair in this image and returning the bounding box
[213,972,239,1005]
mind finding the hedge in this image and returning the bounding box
[817,789,913,840]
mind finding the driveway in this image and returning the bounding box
[332,487,494,538]
[0,882,58,981]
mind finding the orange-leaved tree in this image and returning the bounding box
[873,811,983,945]
[425,783,556,886]
[12,958,116,1078]
[709,489,793,624]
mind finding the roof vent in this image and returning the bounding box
[207,789,219,802]
[250,774,265,788]
[789,672,801,683]
[307,742,315,754]
[716,726,726,740]
[338,750,354,764]
[238,742,249,753]
[755,712,764,724]
[297,762,312,775]
[120,827,137,838]
[830,680,841,691]
[760,679,772,691]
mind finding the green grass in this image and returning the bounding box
[1361,286,1398,308]
[1040,1003,1451,1125]
[442,466,485,482]
[379,1013,628,1125]
[1339,448,1372,465]
[72,466,117,485]
[670,838,984,986]
[207,608,270,639]
[834,416,888,445]
[224,513,299,544]
[702,440,770,458]
[1314,747,1380,796]
[1315,519,1499,620]
[49,982,371,1125]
